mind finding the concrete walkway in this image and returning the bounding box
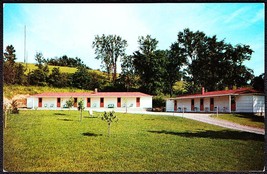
[92,109,265,135]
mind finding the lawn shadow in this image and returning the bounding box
[233,114,264,123]
[82,132,103,137]
[83,116,98,118]
[57,118,73,121]
[147,130,264,142]
[54,113,66,116]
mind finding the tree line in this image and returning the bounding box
[3,28,264,96]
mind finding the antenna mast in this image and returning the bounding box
[24,25,27,66]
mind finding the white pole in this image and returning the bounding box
[216,105,218,117]
[182,105,184,117]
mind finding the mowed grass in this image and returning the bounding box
[4,110,264,172]
[210,114,264,129]
[22,63,78,74]
[3,85,92,99]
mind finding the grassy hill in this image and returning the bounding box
[4,85,93,99]
[21,63,106,76]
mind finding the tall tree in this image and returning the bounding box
[176,28,254,92]
[92,34,128,83]
[3,45,26,85]
[251,73,264,92]
[71,66,91,89]
[133,35,168,95]
[119,55,139,91]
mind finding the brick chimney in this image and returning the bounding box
[94,88,98,93]
[202,87,205,95]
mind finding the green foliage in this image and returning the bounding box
[251,73,264,92]
[78,99,85,121]
[65,97,74,109]
[176,28,254,92]
[92,34,128,83]
[10,100,19,114]
[133,35,168,95]
[45,55,90,69]
[28,69,48,86]
[172,81,188,95]
[72,66,91,89]
[152,95,166,108]
[101,111,118,136]
[3,45,27,85]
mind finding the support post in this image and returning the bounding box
[182,105,184,117]
[216,105,218,117]
[228,95,231,113]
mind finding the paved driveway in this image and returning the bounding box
[91,108,264,135]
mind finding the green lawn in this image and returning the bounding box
[210,114,264,129]
[4,110,264,172]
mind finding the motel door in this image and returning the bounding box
[136,97,140,107]
[200,98,204,111]
[231,96,236,111]
[174,100,177,112]
[57,98,61,108]
[87,98,91,107]
[191,99,194,111]
[100,98,104,107]
[74,98,78,107]
[210,98,214,111]
[117,98,121,107]
[38,98,42,107]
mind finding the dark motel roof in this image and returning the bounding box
[170,88,263,100]
[30,92,152,98]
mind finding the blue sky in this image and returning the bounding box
[3,3,264,76]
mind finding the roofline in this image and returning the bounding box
[29,92,153,98]
[169,93,264,100]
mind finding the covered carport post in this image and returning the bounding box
[228,95,231,113]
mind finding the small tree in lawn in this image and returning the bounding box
[78,99,85,122]
[101,111,118,136]
[66,97,74,112]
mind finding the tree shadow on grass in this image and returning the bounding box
[233,114,264,123]
[57,118,73,121]
[54,113,66,116]
[147,130,264,142]
[82,132,103,137]
[83,116,98,118]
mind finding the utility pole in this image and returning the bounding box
[24,25,27,69]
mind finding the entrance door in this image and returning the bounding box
[38,98,42,107]
[174,100,177,112]
[117,98,121,107]
[210,98,214,111]
[74,98,77,107]
[191,99,194,111]
[200,98,204,111]
[100,98,104,107]
[231,96,236,111]
[57,98,61,107]
[87,98,91,107]
[136,97,140,107]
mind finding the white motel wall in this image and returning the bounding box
[166,94,265,114]
[27,96,152,110]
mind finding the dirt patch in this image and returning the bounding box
[4,94,30,108]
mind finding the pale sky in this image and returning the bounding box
[3,3,264,76]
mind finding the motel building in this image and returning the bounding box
[27,89,152,111]
[166,87,265,115]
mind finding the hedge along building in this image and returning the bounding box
[166,88,265,114]
[27,89,152,110]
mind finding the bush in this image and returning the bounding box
[152,96,166,108]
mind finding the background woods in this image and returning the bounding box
[3,28,263,98]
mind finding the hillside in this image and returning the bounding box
[4,85,93,99]
[21,63,106,76]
